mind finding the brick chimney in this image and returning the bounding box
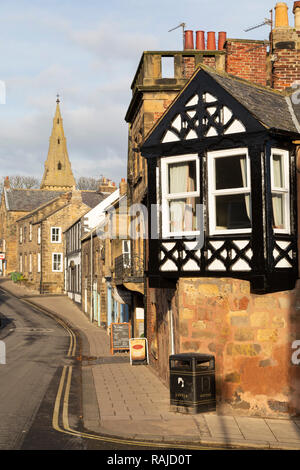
[271,2,300,90]
[225,39,268,86]
[119,178,127,196]
[98,176,116,194]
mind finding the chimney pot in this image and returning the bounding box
[4,176,10,189]
[196,31,205,50]
[184,30,194,49]
[218,32,227,50]
[293,1,300,28]
[275,2,289,27]
[207,31,216,50]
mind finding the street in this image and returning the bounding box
[0,287,218,453]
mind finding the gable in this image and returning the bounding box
[141,69,276,152]
[161,90,248,144]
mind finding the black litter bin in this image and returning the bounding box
[169,353,216,414]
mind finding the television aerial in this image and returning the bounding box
[168,22,186,49]
[244,10,273,32]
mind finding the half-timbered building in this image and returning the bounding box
[141,64,300,417]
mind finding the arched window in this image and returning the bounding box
[58,161,62,170]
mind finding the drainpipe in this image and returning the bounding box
[40,222,43,294]
[90,231,93,323]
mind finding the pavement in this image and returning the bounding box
[1,277,300,450]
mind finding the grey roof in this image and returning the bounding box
[81,191,107,208]
[5,189,107,213]
[203,67,300,134]
[5,189,63,212]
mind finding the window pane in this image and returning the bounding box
[168,160,196,194]
[169,197,200,232]
[273,154,284,188]
[215,155,247,190]
[272,193,284,229]
[215,194,251,230]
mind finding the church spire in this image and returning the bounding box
[40,97,76,191]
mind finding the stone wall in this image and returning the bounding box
[176,277,300,417]
[147,277,300,417]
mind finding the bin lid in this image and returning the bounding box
[169,353,214,361]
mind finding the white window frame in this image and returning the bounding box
[37,253,41,273]
[161,154,200,238]
[19,254,23,272]
[29,253,32,273]
[208,148,252,236]
[37,226,41,245]
[52,253,63,272]
[51,227,61,244]
[19,227,23,244]
[29,223,32,242]
[271,148,290,234]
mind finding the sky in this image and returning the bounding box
[0,0,295,185]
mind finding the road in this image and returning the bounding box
[0,287,214,456]
[0,288,150,451]
[0,287,83,449]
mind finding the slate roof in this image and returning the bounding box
[4,189,107,213]
[204,67,300,134]
[4,189,63,212]
[80,191,106,209]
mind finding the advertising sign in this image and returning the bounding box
[129,338,149,365]
[110,322,130,355]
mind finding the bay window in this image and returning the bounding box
[208,148,251,235]
[161,155,200,237]
[271,149,290,233]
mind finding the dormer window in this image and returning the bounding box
[161,155,200,237]
[208,148,251,235]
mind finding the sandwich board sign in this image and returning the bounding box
[110,322,130,355]
[129,338,149,365]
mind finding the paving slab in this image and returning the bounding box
[203,415,243,438]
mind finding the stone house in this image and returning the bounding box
[103,185,132,331]
[65,181,119,313]
[17,190,104,294]
[0,177,64,276]
[139,3,300,417]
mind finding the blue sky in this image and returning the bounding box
[0,0,295,185]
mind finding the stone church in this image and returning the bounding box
[0,97,107,288]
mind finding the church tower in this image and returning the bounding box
[40,96,76,191]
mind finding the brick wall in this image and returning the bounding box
[225,39,268,86]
